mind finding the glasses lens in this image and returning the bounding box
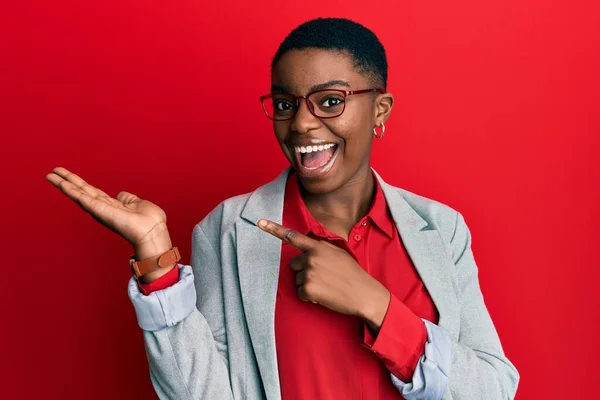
[262,94,296,120]
[308,90,345,118]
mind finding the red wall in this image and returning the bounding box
[2,1,599,398]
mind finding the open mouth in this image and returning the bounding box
[293,143,339,176]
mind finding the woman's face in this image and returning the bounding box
[271,48,392,194]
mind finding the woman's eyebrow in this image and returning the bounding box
[309,80,351,92]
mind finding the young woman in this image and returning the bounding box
[47,18,519,400]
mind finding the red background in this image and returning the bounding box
[2,0,599,398]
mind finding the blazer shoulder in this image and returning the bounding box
[194,191,253,248]
[195,169,290,242]
[390,184,462,243]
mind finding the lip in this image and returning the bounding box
[293,144,340,179]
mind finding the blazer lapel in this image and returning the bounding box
[236,168,290,400]
[375,170,460,339]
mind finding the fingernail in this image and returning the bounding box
[258,219,267,228]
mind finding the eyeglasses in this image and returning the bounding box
[259,88,384,121]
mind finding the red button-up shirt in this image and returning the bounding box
[139,171,439,399]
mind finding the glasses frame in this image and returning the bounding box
[259,88,385,121]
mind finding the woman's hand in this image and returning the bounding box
[46,167,174,281]
[258,219,391,330]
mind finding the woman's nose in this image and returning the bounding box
[290,98,320,134]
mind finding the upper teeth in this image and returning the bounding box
[295,144,336,153]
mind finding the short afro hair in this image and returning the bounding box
[271,18,388,89]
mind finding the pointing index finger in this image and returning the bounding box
[258,219,318,252]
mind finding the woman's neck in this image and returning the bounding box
[301,165,375,240]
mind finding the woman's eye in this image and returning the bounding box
[321,97,344,107]
[274,101,293,111]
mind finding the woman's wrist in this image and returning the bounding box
[138,263,177,284]
[133,230,176,284]
[359,286,391,334]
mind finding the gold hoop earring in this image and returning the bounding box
[373,123,385,139]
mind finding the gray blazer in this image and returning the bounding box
[128,168,519,400]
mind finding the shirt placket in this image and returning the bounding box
[348,218,370,273]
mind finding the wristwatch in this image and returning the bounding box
[129,247,181,279]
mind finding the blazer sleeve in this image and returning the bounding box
[390,211,520,400]
[128,223,234,400]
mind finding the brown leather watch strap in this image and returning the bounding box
[129,247,181,279]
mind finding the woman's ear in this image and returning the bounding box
[374,92,394,126]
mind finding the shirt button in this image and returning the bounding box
[354,234,362,241]
[361,221,367,227]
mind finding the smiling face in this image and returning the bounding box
[271,48,393,194]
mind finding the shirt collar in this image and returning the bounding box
[284,171,395,239]
[367,174,395,238]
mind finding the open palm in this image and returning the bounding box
[46,167,169,248]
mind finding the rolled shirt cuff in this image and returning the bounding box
[127,264,197,331]
[137,264,180,295]
[390,319,453,400]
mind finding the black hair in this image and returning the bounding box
[272,17,388,89]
